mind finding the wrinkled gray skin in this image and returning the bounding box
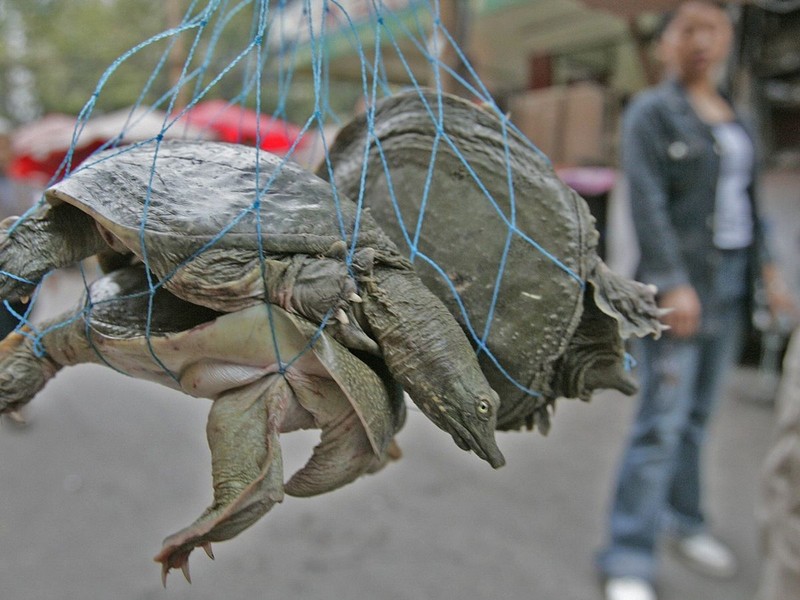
[321,90,662,432]
[0,140,503,469]
[0,264,404,583]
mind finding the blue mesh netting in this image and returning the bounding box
[4,0,588,398]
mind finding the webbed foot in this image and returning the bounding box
[283,371,387,497]
[589,260,662,339]
[154,375,288,585]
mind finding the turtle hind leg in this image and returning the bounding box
[0,202,108,300]
[0,298,125,420]
[283,374,390,498]
[0,327,61,419]
[154,375,289,586]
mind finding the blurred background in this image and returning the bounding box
[0,1,798,598]
[1,1,798,166]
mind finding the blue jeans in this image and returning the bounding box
[596,250,749,582]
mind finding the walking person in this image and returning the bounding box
[595,3,795,600]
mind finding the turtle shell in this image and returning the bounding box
[49,140,382,251]
[322,91,656,430]
[46,140,402,311]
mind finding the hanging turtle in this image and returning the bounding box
[0,140,505,578]
[0,264,404,583]
[0,140,503,466]
[321,90,663,432]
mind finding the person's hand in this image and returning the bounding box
[658,284,701,338]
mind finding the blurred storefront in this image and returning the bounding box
[275,0,799,168]
[473,0,800,169]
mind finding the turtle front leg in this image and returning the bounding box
[0,202,109,300]
[154,374,290,585]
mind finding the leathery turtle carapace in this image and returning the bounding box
[322,90,663,432]
[0,139,505,579]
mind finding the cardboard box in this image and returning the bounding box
[508,85,566,163]
[509,82,611,166]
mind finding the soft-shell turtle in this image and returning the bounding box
[322,90,662,431]
[0,140,504,467]
[0,264,403,582]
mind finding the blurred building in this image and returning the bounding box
[279,0,800,169]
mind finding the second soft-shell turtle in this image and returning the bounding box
[322,90,663,431]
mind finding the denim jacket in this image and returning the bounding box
[622,78,769,307]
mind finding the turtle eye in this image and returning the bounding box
[477,399,491,416]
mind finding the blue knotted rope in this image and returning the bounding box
[8,0,593,399]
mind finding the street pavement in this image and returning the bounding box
[0,271,780,600]
[0,168,796,600]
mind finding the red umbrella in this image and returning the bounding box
[9,107,209,185]
[179,99,305,154]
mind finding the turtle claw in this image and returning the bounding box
[3,409,27,426]
[201,542,214,560]
[181,561,192,584]
[156,542,202,587]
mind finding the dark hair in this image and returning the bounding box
[655,1,728,39]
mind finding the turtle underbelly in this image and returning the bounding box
[83,268,330,398]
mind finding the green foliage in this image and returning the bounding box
[1,0,174,116]
[0,0,373,125]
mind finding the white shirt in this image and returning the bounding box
[711,122,754,250]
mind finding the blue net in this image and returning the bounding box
[4,0,594,404]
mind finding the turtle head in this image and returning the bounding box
[435,386,505,468]
[360,268,506,468]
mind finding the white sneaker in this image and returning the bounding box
[604,577,657,600]
[668,533,738,578]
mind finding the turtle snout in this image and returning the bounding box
[445,411,506,469]
[455,427,505,469]
[474,391,505,468]
[479,434,506,469]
